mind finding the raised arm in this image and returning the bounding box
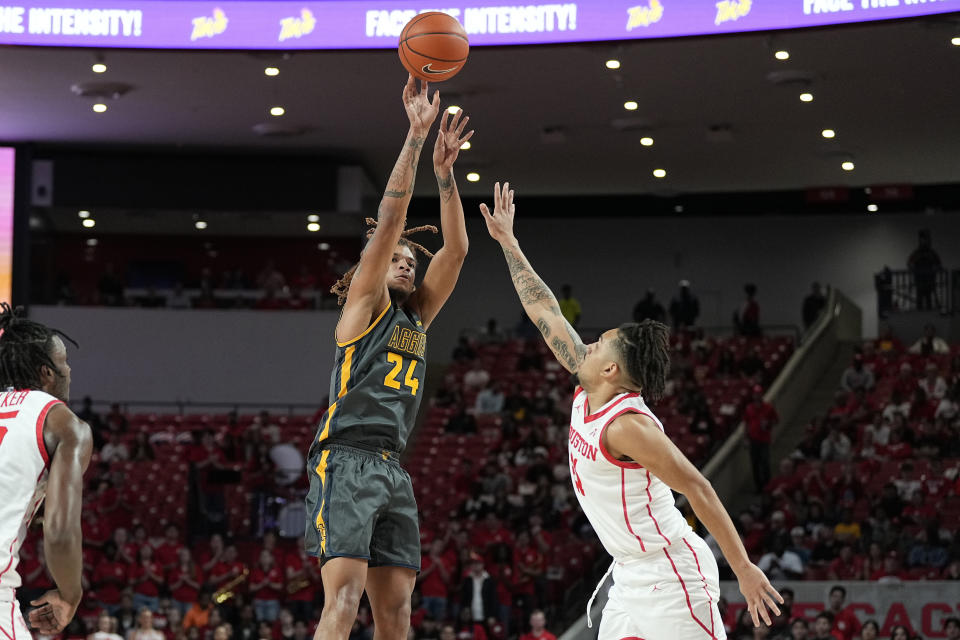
[336,75,440,342]
[480,182,586,373]
[30,405,93,635]
[409,109,474,329]
[604,412,784,628]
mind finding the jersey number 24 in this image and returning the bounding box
[384,353,420,396]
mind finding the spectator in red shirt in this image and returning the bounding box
[131,544,165,613]
[827,546,863,581]
[155,524,185,571]
[250,549,284,622]
[169,548,204,616]
[744,386,778,492]
[470,513,514,553]
[519,611,556,640]
[93,542,129,615]
[198,534,225,576]
[765,458,798,498]
[513,531,545,607]
[418,539,455,622]
[827,586,861,640]
[208,544,246,596]
[285,537,320,623]
[113,527,140,565]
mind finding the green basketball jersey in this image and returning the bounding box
[309,301,427,456]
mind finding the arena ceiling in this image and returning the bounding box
[1,14,959,198]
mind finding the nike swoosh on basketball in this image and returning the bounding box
[421,63,459,75]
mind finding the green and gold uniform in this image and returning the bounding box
[305,300,427,569]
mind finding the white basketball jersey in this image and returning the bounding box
[568,387,692,561]
[0,389,62,600]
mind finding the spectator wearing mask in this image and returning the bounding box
[670,280,700,329]
[840,355,874,392]
[802,282,827,331]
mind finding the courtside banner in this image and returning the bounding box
[721,581,960,638]
[0,0,956,50]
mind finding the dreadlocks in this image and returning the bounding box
[0,303,77,391]
[331,218,438,306]
[614,319,671,402]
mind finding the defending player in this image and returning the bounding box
[480,183,782,639]
[305,75,473,640]
[0,304,92,637]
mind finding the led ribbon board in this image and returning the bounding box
[0,149,13,305]
[0,1,955,49]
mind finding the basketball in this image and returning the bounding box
[398,12,469,83]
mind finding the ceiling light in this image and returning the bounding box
[447,105,461,115]
[86,238,98,247]
[195,220,208,230]
[270,106,285,116]
[307,222,321,232]
[867,204,878,212]
[951,36,960,46]
[318,242,331,251]
[653,169,666,178]
[841,161,855,171]
[264,67,280,76]
[460,140,471,150]
[92,63,107,73]
[466,172,480,182]
[775,50,789,60]
[307,214,320,223]
[605,59,621,69]
[623,101,638,111]
[92,103,107,113]
[640,137,654,147]
[821,129,836,138]
[82,218,96,228]
[78,210,91,218]
[674,205,684,213]
[799,93,813,102]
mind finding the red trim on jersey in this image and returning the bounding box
[620,469,646,552]
[645,470,672,546]
[583,392,640,423]
[598,410,643,469]
[663,548,719,640]
[0,602,14,640]
[683,538,716,637]
[35,400,62,467]
[0,538,18,590]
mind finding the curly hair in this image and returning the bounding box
[0,303,78,391]
[614,320,671,402]
[330,218,438,306]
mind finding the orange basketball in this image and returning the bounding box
[398,12,469,83]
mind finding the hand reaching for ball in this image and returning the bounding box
[433,108,474,173]
[480,181,517,245]
[403,74,440,136]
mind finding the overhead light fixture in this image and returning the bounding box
[799,92,813,102]
[775,50,789,60]
[460,140,471,150]
[841,161,855,171]
[605,59,621,69]
[265,67,280,76]
[447,105,461,115]
[270,106,285,116]
[92,103,107,113]
[307,222,321,232]
[307,214,320,223]
[318,242,331,251]
[640,137,654,147]
[92,62,107,73]
[82,218,96,228]
[867,204,878,212]
[821,129,836,139]
[78,210,91,218]
[653,169,666,178]
[86,238,98,247]
[466,172,480,182]
[623,101,638,111]
[951,36,960,46]
[195,220,208,230]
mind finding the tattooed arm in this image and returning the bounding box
[410,108,475,329]
[480,182,587,374]
[337,75,440,342]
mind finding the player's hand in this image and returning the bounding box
[403,74,440,135]
[736,563,783,627]
[29,589,80,635]
[433,108,474,173]
[479,181,516,245]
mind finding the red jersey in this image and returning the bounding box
[744,402,778,443]
[284,554,317,603]
[419,552,455,598]
[831,607,862,640]
[513,546,545,596]
[168,565,203,602]
[471,526,514,550]
[155,541,185,568]
[129,561,164,597]
[250,566,284,601]
[92,560,129,604]
[828,557,863,581]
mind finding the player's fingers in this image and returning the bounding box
[762,594,781,616]
[460,130,475,144]
[748,601,759,627]
[479,203,492,220]
[757,597,773,626]
[455,115,469,136]
[494,182,501,203]
[502,182,510,207]
[767,584,785,604]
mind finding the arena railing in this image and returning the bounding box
[72,398,320,417]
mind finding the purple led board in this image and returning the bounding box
[0,1,955,50]
[0,149,13,305]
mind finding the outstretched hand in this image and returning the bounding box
[737,563,784,627]
[402,74,441,135]
[433,108,474,173]
[479,181,516,245]
[28,590,79,635]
